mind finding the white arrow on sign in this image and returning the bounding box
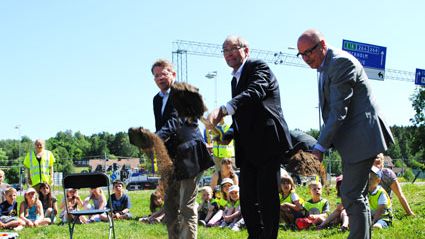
[380,51,384,65]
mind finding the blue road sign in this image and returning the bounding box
[342,39,387,80]
[415,68,425,86]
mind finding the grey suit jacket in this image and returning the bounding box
[318,47,394,163]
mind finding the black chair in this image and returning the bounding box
[63,172,116,239]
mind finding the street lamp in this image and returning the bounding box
[205,71,218,107]
[14,125,23,191]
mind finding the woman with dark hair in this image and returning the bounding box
[38,183,57,224]
[210,158,238,189]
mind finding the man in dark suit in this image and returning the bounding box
[297,29,394,239]
[152,59,178,132]
[209,35,292,239]
[151,59,202,239]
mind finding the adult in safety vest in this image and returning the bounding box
[23,139,55,191]
[204,120,235,171]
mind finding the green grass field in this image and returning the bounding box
[7,183,425,239]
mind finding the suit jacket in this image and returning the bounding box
[156,117,214,180]
[228,59,292,167]
[153,91,178,156]
[318,47,394,163]
[153,91,178,132]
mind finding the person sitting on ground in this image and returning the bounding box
[207,178,233,227]
[296,181,329,230]
[83,187,107,223]
[279,174,305,229]
[139,188,165,224]
[220,185,244,231]
[374,153,415,216]
[318,175,349,231]
[0,187,24,230]
[198,186,213,225]
[210,158,238,190]
[38,182,58,224]
[369,166,393,229]
[0,169,11,203]
[59,188,87,224]
[19,187,51,227]
[200,186,226,226]
[101,180,131,221]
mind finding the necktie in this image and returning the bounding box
[231,77,237,97]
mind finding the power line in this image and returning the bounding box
[172,40,415,82]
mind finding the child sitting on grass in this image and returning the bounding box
[101,180,131,221]
[0,187,24,231]
[220,185,243,231]
[38,182,58,224]
[317,175,349,231]
[279,174,305,229]
[59,188,87,224]
[296,181,329,230]
[206,178,233,227]
[369,166,393,229]
[83,187,107,223]
[139,188,165,224]
[198,186,213,224]
[0,169,11,203]
[19,187,51,227]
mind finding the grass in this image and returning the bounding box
[7,183,425,239]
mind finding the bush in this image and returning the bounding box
[403,167,415,181]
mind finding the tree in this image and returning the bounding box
[410,87,425,126]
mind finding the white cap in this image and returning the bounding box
[228,185,239,193]
[220,178,234,186]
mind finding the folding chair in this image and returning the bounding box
[63,172,116,239]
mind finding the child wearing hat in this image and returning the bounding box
[101,180,131,221]
[207,178,233,227]
[220,185,244,231]
[19,187,51,227]
[369,166,393,229]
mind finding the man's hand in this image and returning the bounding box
[208,107,224,127]
[312,149,323,162]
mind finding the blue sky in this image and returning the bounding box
[1,1,423,140]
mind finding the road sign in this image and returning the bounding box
[415,68,425,86]
[342,39,387,81]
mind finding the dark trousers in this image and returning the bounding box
[341,157,375,239]
[239,158,280,239]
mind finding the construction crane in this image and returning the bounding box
[172,40,415,83]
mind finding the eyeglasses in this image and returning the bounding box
[222,45,245,54]
[296,42,320,58]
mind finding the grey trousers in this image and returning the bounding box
[164,174,202,239]
[341,157,375,239]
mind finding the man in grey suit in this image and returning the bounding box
[297,29,394,239]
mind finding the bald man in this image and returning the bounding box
[297,29,394,239]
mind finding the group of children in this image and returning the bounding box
[277,165,394,232]
[0,159,395,234]
[0,172,132,232]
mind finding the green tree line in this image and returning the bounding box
[0,87,423,183]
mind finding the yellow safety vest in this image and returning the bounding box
[369,186,393,223]
[303,198,328,215]
[211,124,234,158]
[23,150,54,186]
[280,192,305,205]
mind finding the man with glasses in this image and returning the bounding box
[208,35,292,239]
[297,29,394,239]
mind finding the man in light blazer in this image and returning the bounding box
[209,35,292,239]
[297,29,394,239]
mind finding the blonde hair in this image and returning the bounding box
[308,181,322,189]
[5,187,17,195]
[0,169,4,177]
[280,175,296,192]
